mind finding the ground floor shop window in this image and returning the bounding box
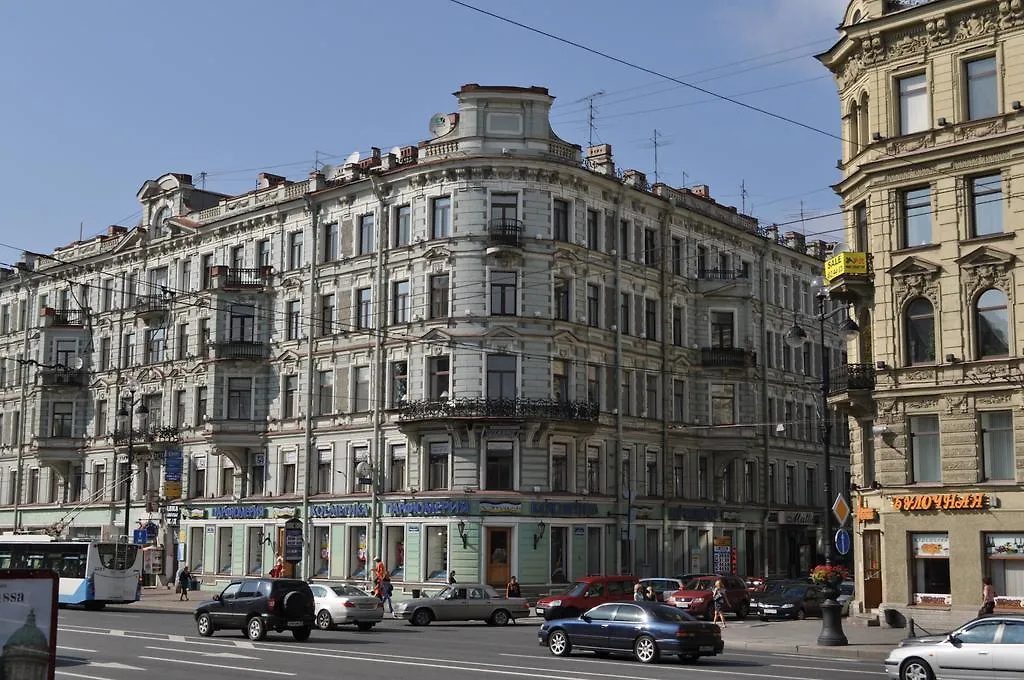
[587,527,603,576]
[426,526,448,581]
[217,527,232,574]
[190,526,205,572]
[349,525,367,578]
[385,526,405,580]
[986,533,1024,606]
[314,526,329,577]
[912,533,951,605]
[246,526,263,575]
[551,526,568,583]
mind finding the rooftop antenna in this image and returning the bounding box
[640,130,671,185]
[741,179,748,214]
[198,171,207,190]
[78,221,83,242]
[571,90,605,147]
[680,170,689,188]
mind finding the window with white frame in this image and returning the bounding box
[359,214,375,255]
[429,273,449,319]
[322,222,338,262]
[901,186,932,248]
[898,72,929,135]
[394,205,411,247]
[317,370,333,415]
[392,280,410,324]
[317,447,332,494]
[389,444,406,492]
[490,272,517,316]
[353,366,370,412]
[981,410,1014,481]
[965,56,997,120]
[586,445,601,494]
[432,197,451,239]
[281,449,297,494]
[227,378,252,420]
[910,414,941,483]
[486,354,517,400]
[390,361,408,407]
[356,288,372,329]
[485,441,514,491]
[249,452,265,496]
[586,284,600,327]
[427,442,450,490]
[428,356,450,400]
[51,401,73,437]
[352,446,370,493]
[288,231,304,270]
[550,443,568,492]
[970,174,1003,237]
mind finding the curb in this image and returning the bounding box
[729,641,890,661]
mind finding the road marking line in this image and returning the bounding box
[771,664,878,675]
[57,646,97,653]
[168,635,186,643]
[235,640,256,648]
[137,656,293,676]
[56,672,115,680]
[145,645,261,660]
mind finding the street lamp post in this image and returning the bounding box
[116,379,149,542]
[785,282,859,647]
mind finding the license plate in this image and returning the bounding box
[678,603,689,609]
[287,620,304,626]
[535,608,545,614]
[699,646,713,652]
[763,608,776,614]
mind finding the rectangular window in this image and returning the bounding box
[552,444,569,491]
[806,466,817,506]
[221,464,234,498]
[390,361,408,407]
[320,294,335,336]
[711,383,735,426]
[643,229,657,266]
[286,301,301,341]
[671,237,682,275]
[490,271,517,316]
[428,356,450,400]
[195,386,208,423]
[966,56,997,120]
[490,193,518,224]
[317,370,333,415]
[911,532,951,600]
[586,446,601,494]
[229,304,254,343]
[486,441,514,491]
[189,460,205,498]
[283,375,298,418]
[425,526,448,581]
[619,220,630,260]
[621,370,633,416]
[644,299,657,340]
[429,274,449,319]
[981,410,1014,481]
[902,187,932,248]
[282,458,296,494]
[69,466,84,503]
[356,288,372,329]
[427,442,449,490]
[898,72,929,135]
[392,280,410,324]
[95,400,107,437]
[288,231,304,270]
[586,284,600,327]
[322,222,339,262]
[176,323,188,360]
[145,327,165,363]
[48,401,74,438]
[711,311,734,348]
[486,354,517,400]
[586,209,599,249]
[389,444,407,492]
[552,359,569,402]
[99,337,111,372]
[673,379,685,422]
[744,461,757,502]
[587,364,600,405]
[970,174,1003,237]
[554,278,570,321]
[550,526,569,584]
[352,446,370,494]
[432,197,451,239]
[910,414,941,483]
[122,332,135,367]
[359,214,375,255]
[645,374,658,418]
[317,458,332,495]
[553,199,570,241]
[698,456,709,499]
[257,239,271,268]
[227,378,252,420]
[672,306,683,346]
[673,454,685,498]
[174,390,186,427]
[619,294,630,334]
[394,205,411,247]
[784,466,795,505]
[353,366,370,412]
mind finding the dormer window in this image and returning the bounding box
[151,208,169,238]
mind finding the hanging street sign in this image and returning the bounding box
[832,494,851,526]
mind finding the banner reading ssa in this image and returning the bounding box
[0,571,58,680]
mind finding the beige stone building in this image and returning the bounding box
[819,0,1024,628]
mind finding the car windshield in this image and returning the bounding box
[763,581,794,595]
[782,586,808,598]
[683,579,714,591]
[331,585,368,597]
[649,605,696,622]
[564,581,589,597]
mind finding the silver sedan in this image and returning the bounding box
[884,614,1024,680]
[310,584,384,631]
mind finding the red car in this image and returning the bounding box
[664,574,750,620]
[534,575,638,620]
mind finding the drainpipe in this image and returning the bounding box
[611,189,627,573]
[757,246,772,579]
[368,173,389,568]
[301,194,320,579]
[658,209,671,576]
[12,284,36,532]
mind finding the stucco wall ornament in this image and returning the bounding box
[977,391,1014,405]
[877,398,900,423]
[926,16,951,45]
[946,393,968,414]
[954,10,996,41]
[888,29,927,58]
[999,0,1024,29]
[954,119,1007,142]
[890,263,941,310]
[905,397,939,410]
[860,36,885,63]
[957,247,1015,300]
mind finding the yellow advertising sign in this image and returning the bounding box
[823,252,868,283]
[891,493,988,512]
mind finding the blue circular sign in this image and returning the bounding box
[835,529,851,556]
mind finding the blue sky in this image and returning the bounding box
[0,0,848,258]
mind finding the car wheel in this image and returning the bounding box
[411,608,433,627]
[633,634,659,664]
[196,613,214,637]
[490,609,511,626]
[292,626,311,642]
[679,654,700,664]
[735,602,749,620]
[356,622,375,631]
[315,610,333,630]
[548,629,571,657]
[796,608,807,621]
[899,657,934,680]
[246,616,267,641]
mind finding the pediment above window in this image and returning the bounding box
[956,246,1015,299]
[887,255,941,278]
[275,349,301,364]
[888,256,941,307]
[954,245,1015,270]
[423,246,453,262]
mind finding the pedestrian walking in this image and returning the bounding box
[177,566,191,601]
[505,576,521,599]
[979,576,997,616]
[381,575,395,616]
[711,578,729,627]
[447,570,457,585]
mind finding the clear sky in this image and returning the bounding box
[0,0,849,259]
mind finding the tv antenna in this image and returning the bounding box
[640,130,672,185]
[571,90,605,147]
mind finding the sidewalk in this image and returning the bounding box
[721,617,905,661]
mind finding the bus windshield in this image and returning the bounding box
[95,543,140,570]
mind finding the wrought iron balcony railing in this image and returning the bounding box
[488,219,523,247]
[699,347,756,368]
[398,397,599,422]
[112,425,181,445]
[43,308,85,326]
[39,368,88,387]
[696,268,748,281]
[223,267,272,288]
[213,340,270,361]
[829,363,876,395]
[134,294,168,317]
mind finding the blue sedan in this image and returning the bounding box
[538,601,724,664]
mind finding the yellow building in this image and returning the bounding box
[819,0,1024,629]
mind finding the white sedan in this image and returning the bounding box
[884,614,1024,679]
[310,584,384,631]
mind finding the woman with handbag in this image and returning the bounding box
[979,577,996,617]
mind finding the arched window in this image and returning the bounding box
[976,288,1009,357]
[905,297,935,364]
[848,101,860,158]
[859,92,870,148]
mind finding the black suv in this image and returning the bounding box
[194,578,315,641]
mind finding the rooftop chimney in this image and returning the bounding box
[586,144,614,176]
[258,173,287,189]
[691,184,710,198]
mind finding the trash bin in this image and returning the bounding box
[411,588,421,598]
[191,577,201,592]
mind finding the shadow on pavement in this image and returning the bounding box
[55,656,90,668]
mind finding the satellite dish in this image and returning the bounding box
[343,151,361,166]
[389,146,402,157]
[428,113,455,138]
[320,164,335,179]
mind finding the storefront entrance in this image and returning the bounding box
[862,529,882,610]
[486,527,511,587]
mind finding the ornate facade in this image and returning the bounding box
[0,84,846,591]
[820,0,1024,627]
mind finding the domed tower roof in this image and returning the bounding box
[4,610,48,652]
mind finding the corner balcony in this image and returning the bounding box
[202,418,266,448]
[827,363,876,417]
[210,266,273,290]
[40,307,85,327]
[699,347,757,368]
[397,397,599,424]
[112,425,182,449]
[31,430,86,464]
[487,219,523,252]
[212,340,270,361]
[824,252,873,305]
[135,294,169,322]
[38,368,88,388]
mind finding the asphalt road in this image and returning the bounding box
[54,608,887,680]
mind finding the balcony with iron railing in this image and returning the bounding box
[828,363,876,395]
[699,347,757,368]
[39,368,88,388]
[398,397,599,423]
[112,425,181,446]
[488,219,523,248]
[212,340,271,361]
[40,307,85,327]
[824,252,874,304]
[134,294,169,320]
[210,265,273,290]
[696,268,748,281]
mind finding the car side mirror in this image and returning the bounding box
[581,614,591,622]
[947,633,961,646]
[212,594,221,601]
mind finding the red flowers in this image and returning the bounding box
[810,564,850,585]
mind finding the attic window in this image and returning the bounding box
[152,208,169,237]
[486,112,523,135]
[852,9,862,23]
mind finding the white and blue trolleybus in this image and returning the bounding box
[0,534,142,609]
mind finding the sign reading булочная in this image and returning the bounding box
[890,493,989,512]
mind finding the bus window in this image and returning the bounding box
[96,543,140,571]
[0,551,12,569]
